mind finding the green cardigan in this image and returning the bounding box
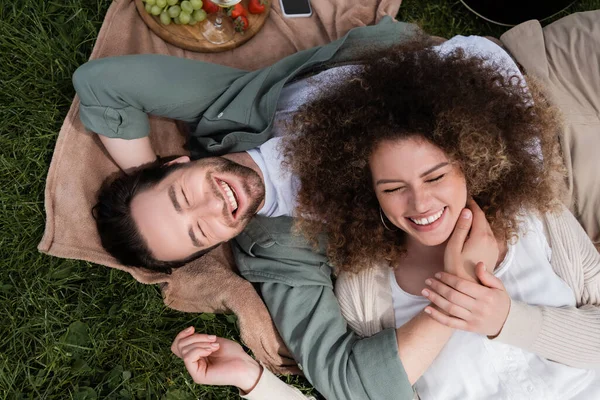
[74,17,417,399]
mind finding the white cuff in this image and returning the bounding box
[492,299,543,349]
[240,366,313,400]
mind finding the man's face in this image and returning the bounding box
[131,156,265,262]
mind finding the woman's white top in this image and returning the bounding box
[390,213,600,400]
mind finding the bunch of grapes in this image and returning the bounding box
[142,0,207,25]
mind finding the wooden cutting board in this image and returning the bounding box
[135,0,270,52]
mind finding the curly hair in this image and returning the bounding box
[283,38,566,273]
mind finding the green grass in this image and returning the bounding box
[0,0,598,398]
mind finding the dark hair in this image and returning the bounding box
[93,160,217,274]
[283,38,565,273]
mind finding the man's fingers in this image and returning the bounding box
[467,198,491,235]
[446,209,473,253]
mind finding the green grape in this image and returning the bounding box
[145,3,153,13]
[174,16,182,24]
[160,11,171,25]
[151,4,162,15]
[192,9,207,22]
[180,1,194,14]
[146,0,156,5]
[167,0,178,5]
[179,10,191,24]
[156,0,167,8]
[168,5,181,17]
[188,16,198,25]
[190,0,203,10]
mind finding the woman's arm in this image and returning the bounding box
[493,206,600,369]
[425,206,600,369]
[171,327,314,400]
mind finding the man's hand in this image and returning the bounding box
[423,262,511,337]
[444,199,499,281]
[171,327,263,393]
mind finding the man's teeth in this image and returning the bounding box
[220,181,238,212]
[410,208,444,226]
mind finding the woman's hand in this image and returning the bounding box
[422,262,511,337]
[171,327,263,393]
[444,199,499,281]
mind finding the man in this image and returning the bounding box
[75,20,501,399]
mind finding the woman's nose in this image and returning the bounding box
[411,187,433,213]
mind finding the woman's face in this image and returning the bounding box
[370,136,468,247]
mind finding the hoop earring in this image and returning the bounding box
[379,207,398,231]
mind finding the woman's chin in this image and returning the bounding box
[410,230,452,247]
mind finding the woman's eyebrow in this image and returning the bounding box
[376,162,449,185]
[419,162,449,177]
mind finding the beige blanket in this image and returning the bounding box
[38,0,402,374]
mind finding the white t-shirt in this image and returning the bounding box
[248,35,532,218]
[247,137,299,217]
[390,213,600,399]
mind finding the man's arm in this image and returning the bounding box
[234,209,481,399]
[98,136,156,173]
[256,278,453,398]
[72,54,245,170]
[233,217,463,399]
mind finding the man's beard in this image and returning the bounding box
[206,157,265,227]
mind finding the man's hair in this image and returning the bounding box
[283,37,566,273]
[93,160,216,274]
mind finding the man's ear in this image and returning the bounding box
[164,156,191,166]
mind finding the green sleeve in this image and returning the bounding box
[234,223,413,400]
[72,54,245,140]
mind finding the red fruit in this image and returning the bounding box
[202,0,219,14]
[234,15,249,32]
[248,0,267,14]
[227,3,247,19]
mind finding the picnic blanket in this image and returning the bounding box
[38,0,403,374]
[500,11,600,249]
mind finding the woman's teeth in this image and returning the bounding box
[409,208,444,226]
[220,181,238,212]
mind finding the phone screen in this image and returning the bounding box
[280,0,311,15]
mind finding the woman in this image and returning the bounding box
[169,35,600,398]
[283,35,600,399]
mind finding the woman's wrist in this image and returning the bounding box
[237,358,263,394]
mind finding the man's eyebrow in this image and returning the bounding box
[376,162,449,185]
[188,227,202,248]
[168,185,182,213]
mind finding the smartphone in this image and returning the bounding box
[279,0,312,18]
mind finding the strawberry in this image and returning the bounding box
[248,0,267,14]
[227,3,247,19]
[202,0,219,14]
[234,15,249,32]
